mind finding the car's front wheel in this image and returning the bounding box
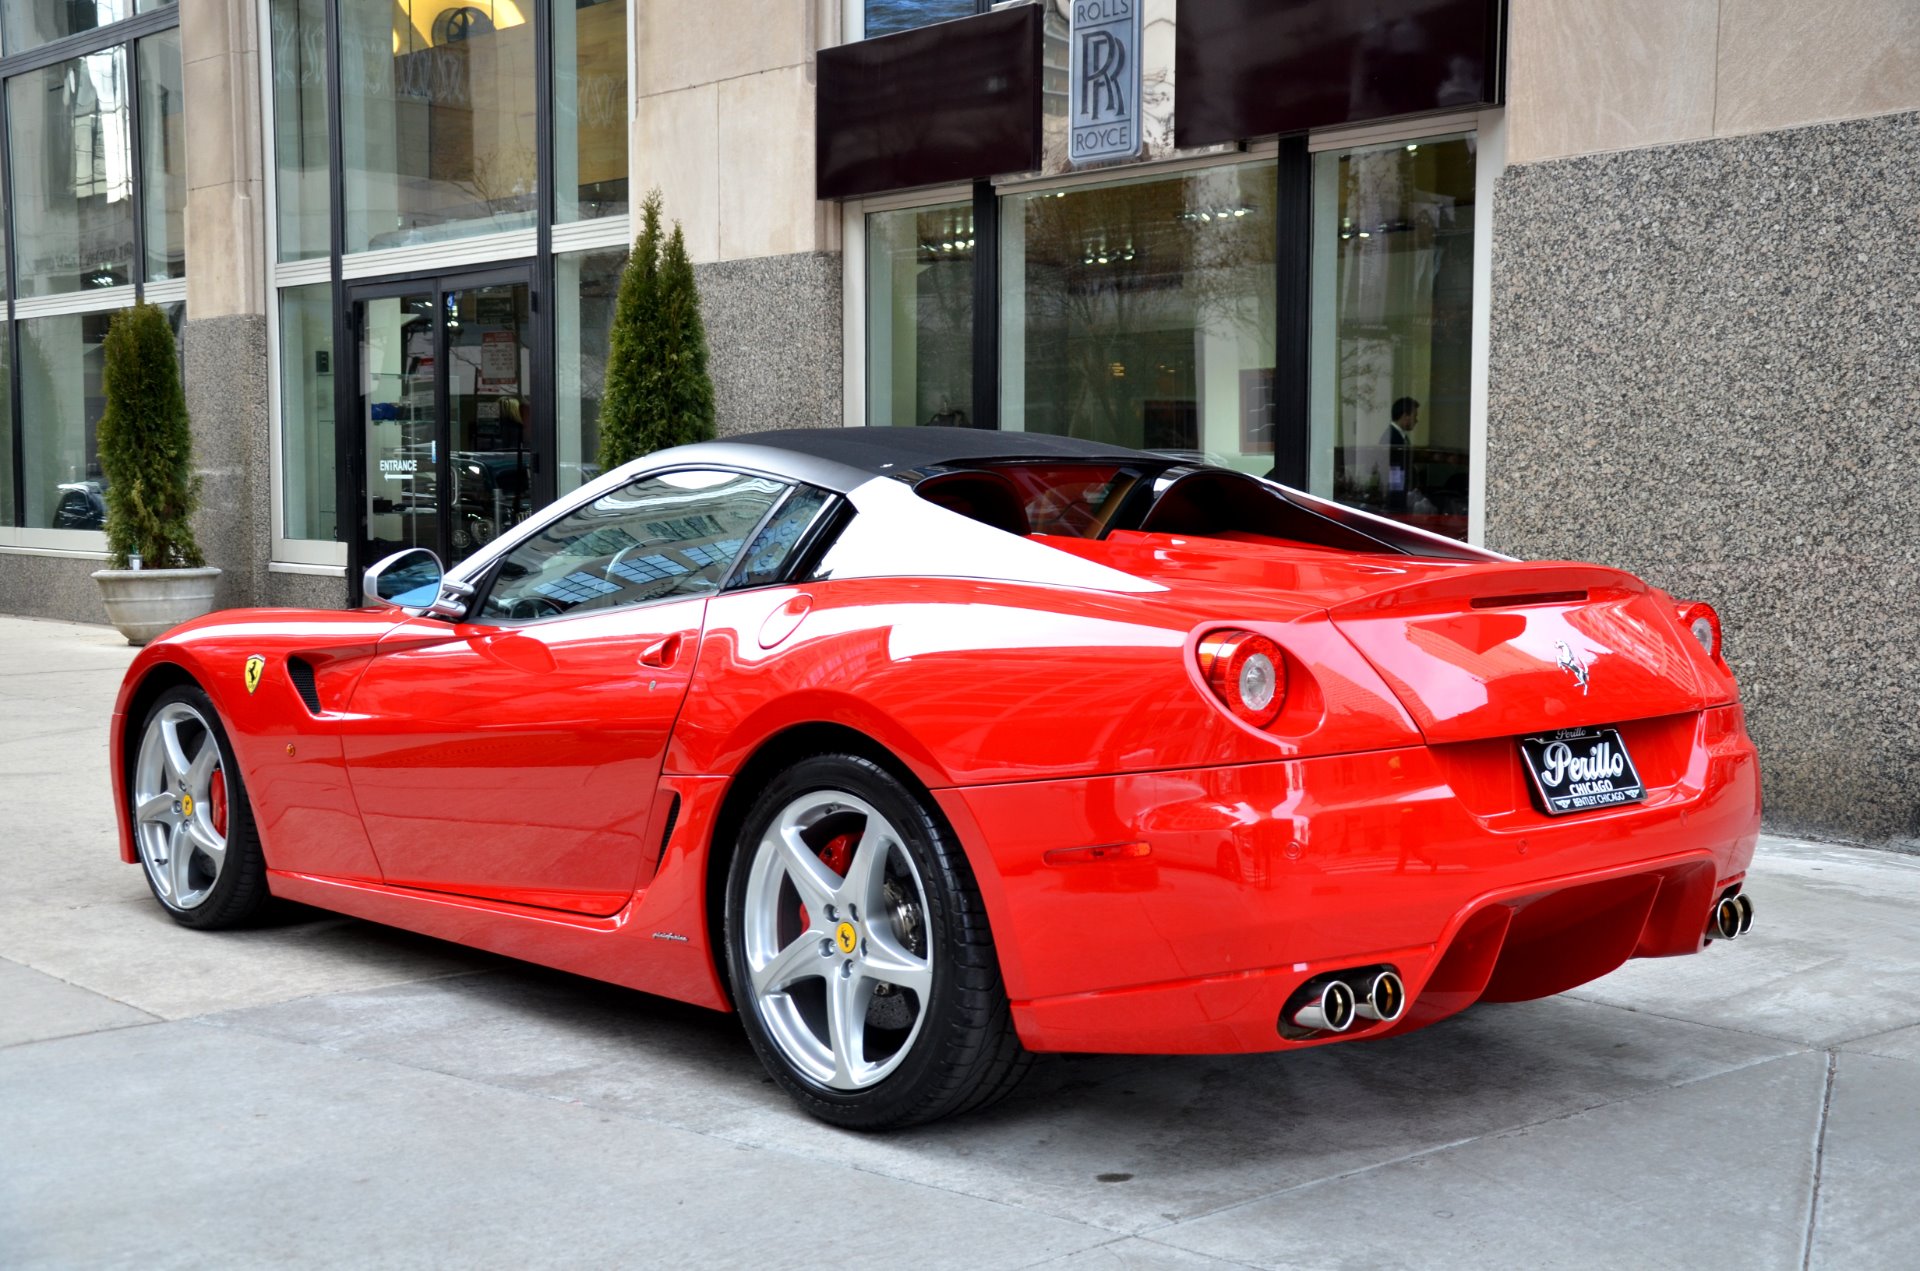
[723,754,1029,1128]
[130,685,269,929]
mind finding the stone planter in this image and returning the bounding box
[91,566,222,646]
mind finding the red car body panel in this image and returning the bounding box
[109,436,1762,1058]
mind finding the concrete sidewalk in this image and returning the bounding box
[1,613,1916,1269]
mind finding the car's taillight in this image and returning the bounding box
[1677,601,1723,662]
[1198,629,1287,728]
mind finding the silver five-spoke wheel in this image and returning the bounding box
[741,789,933,1091]
[134,699,231,911]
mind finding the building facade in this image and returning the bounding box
[0,0,1913,845]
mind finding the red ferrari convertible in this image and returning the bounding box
[110,428,1760,1127]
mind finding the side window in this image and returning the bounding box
[730,486,834,590]
[478,470,786,622]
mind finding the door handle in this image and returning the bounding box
[638,634,682,668]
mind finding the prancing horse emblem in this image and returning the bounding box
[243,655,265,694]
[1554,640,1590,695]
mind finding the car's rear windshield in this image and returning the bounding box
[913,463,1137,538]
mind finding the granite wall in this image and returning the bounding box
[695,252,844,435]
[1486,110,1920,847]
[0,554,111,626]
[181,315,273,614]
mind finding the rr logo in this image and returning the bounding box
[1079,30,1127,120]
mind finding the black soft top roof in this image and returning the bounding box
[727,426,1149,476]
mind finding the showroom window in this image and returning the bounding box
[1000,161,1278,467]
[7,47,137,297]
[1,2,174,55]
[859,1,981,40]
[1,1,188,537]
[265,0,633,574]
[554,0,629,225]
[554,247,626,493]
[268,0,329,262]
[1308,133,1477,540]
[337,0,540,253]
[866,200,975,428]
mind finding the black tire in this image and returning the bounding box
[722,753,1030,1129]
[130,685,271,930]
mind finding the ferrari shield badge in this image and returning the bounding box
[243,655,265,694]
[835,921,859,955]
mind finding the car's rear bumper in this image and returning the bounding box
[936,705,1761,1054]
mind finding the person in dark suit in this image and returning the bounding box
[1379,396,1419,512]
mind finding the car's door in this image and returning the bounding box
[339,468,793,915]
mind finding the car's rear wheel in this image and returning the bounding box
[131,686,269,929]
[723,754,1029,1128]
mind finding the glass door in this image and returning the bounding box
[351,270,540,575]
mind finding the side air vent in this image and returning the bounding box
[287,657,322,714]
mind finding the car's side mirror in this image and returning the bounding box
[362,547,468,619]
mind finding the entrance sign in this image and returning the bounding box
[1068,0,1141,166]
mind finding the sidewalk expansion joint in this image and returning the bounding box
[1800,1050,1837,1271]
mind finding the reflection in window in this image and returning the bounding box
[18,311,114,530]
[280,285,338,541]
[1,2,157,53]
[1001,162,1277,468]
[555,248,627,493]
[338,0,537,253]
[863,0,976,39]
[554,0,628,222]
[867,202,975,427]
[0,332,12,527]
[138,30,186,281]
[7,48,137,297]
[269,0,331,261]
[480,471,786,621]
[1309,134,1476,540]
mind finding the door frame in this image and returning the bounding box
[340,262,551,595]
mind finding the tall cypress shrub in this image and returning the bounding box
[596,189,716,472]
[655,221,717,447]
[98,303,203,569]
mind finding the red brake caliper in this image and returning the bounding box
[209,768,228,838]
[798,832,858,932]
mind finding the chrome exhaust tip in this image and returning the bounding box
[1289,979,1357,1034]
[1351,970,1407,1023]
[1706,894,1745,942]
[1735,892,1754,936]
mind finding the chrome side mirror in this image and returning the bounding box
[363,548,453,613]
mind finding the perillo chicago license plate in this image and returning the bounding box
[1519,727,1646,816]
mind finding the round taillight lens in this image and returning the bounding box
[1198,629,1287,728]
[1678,602,1723,662]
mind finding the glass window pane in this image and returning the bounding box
[7,49,137,298]
[0,331,13,527]
[269,0,331,262]
[19,310,114,530]
[2,3,139,53]
[554,0,628,223]
[1309,134,1476,541]
[139,31,186,282]
[339,0,538,253]
[478,471,787,622]
[863,1,977,39]
[866,202,976,427]
[280,284,338,541]
[1000,162,1277,466]
[555,247,627,494]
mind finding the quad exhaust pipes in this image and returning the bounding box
[1348,969,1407,1023]
[1282,967,1406,1037]
[1705,891,1756,942]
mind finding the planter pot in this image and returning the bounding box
[91,566,222,646]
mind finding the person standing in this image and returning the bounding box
[1379,396,1419,512]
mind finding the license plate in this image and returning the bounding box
[1519,727,1646,816]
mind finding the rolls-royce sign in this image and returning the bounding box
[1068,0,1142,165]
